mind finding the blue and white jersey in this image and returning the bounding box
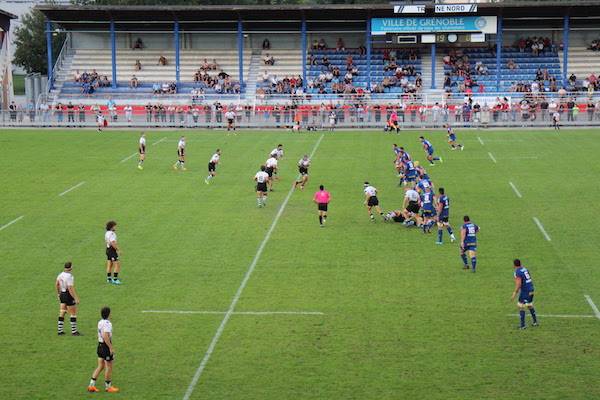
[438,195,450,217]
[393,146,402,156]
[462,222,479,246]
[514,267,535,293]
[422,139,434,154]
[417,178,433,192]
[447,127,456,142]
[421,190,435,211]
[401,150,411,162]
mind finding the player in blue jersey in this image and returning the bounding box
[435,187,456,244]
[419,136,442,165]
[420,187,436,233]
[416,172,434,194]
[511,259,538,329]
[415,161,428,181]
[401,159,418,186]
[444,124,464,151]
[460,215,479,272]
[392,144,403,176]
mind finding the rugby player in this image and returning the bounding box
[419,136,442,165]
[313,185,331,227]
[225,109,236,131]
[265,155,278,191]
[138,132,146,170]
[363,182,384,221]
[435,187,456,244]
[254,165,270,207]
[56,261,81,336]
[552,111,560,130]
[96,111,105,133]
[402,186,423,227]
[205,149,221,184]
[511,259,538,330]
[270,144,284,159]
[420,186,436,233]
[173,136,186,171]
[445,124,464,150]
[294,154,310,190]
[87,307,119,393]
[388,111,400,134]
[460,215,479,272]
[105,221,121,284]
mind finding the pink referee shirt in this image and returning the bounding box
[314,190,331,204]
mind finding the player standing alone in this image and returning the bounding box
[87,306,119,393]
[363,182,384,221]
[56,261,81,336]
[294,154,310,190]
[96,111,105,133]
[435,187,456,244]
[205,149,221,184]
[225,109,236,132]
[105,221,122,284]
[313,185,331,227]
[460,215,479,272]
[138,132,146,170]
[173,136,187,171]
[419,136,442,165]
[511,259,538,330]
[254,165,270,207]
[445,125,464,150]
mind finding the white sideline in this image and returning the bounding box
[508,181,522,198]
[182,133,325,400]
[0,215,24,232]
[120,152,137,163]
[152,137,167,146]
[142,310,324,316]
[477,136,484,145]
[58,181,86,197]
[532,217,551,241]
[584,295,600,320]
[487,152,497,163]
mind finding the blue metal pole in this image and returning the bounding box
[110,20,117,89]
[366,18,371,90]
[430,43,436,89]
[563,15,569,88]
[237,19,243,87]
[495,15,503,93]
[46,19,53,90]
[174,20,180,87]
[301,17,307,90]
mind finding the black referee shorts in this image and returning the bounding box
[97,342,114,361]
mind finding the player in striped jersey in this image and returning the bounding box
[138,132,146,170]
[294,155,310,190]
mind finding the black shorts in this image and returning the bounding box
[59,291,76,306]
[299,167,308,175]
[97,342,114,362]
[407,201,420,214]
[392,215,405,223]
[227,118,234,124]
[367,196,379,207]
[318,203,328,212]
[256,182,268,193]
[208,162,216,172]
[106,247,119,261]
[139,146,145,154]
[265,167,274,177]
[438,215,449,223]
[178,150,185,157]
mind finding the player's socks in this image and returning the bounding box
[58,316,65,334]
[107,272,112,283]
[319,215,323,225]
[89,378,96,387]
[447,227,454,236]
[437,229,443,243]
[370,213,374,220]
[461,254,468,267]
[257,197,262,207]
[530,308,538,324]
[70,316,78,334]
[471,257,477,271]
[323,217,327,224]
[105,380,112,389]
[519,310,526,328]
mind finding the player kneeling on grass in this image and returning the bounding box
[56,261,81,336]
[313,185,331,227]
[511,259,538,330]
[254,165,270,207]
[88,306,119,393]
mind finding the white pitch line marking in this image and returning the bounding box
[584,295,600,320]
[509,181,522,198]
[120,152,137,163]
[532,217,551,241]
[58,181,86,197]
[152,137,167,146]
[477,136,484,145]
[142,310,324,316]
[488,152,497,163]
[507,314,595,319]
[0,215,24,232]
[182,133,325,400]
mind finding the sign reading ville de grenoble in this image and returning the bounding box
[371,16,497,34]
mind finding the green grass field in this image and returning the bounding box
[1,128,599,400]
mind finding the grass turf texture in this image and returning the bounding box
[1,128,599,400]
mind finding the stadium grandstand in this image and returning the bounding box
[2,0,600,128]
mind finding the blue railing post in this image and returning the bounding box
[495,15,503,92]
[301,17,307,90]
[237,19,243,87]
[110,20,117,89]
[174,20,180,87]
[563,15,569,88]
[46,19,53,90]
[430,43,436,89]
[366,17,372,90]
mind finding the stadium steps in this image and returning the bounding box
[244,52,262,98]
[560,46,600,78]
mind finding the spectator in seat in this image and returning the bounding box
[261,70,270,82]
[409,50,417,62]
[200,58,210,71]
[507,59,518,70]
[358,45,366,56]
[336,38,345,52]
[263,53,274,66]
[568,73,577,87]
[262,38,271,50]
[346,55,353,68]
[211,59,219,70]
[73,69,81,82]
[161,82,170,94]
[133,37,143,50]
[321,56,330,68]
[158,55,167,66]
[318,38,326,50]
[130,75,139,89]
[152,83,161,94]
[312,39,319,50]
[135,59,142,71]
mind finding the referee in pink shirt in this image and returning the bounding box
[313,185,331,227]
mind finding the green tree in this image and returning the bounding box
[13,8,65,74]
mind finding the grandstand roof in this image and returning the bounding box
[0,9,17,20]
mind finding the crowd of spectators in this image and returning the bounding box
[259,72,304,95]
[516,36,555,55]
[74,69,111,94]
